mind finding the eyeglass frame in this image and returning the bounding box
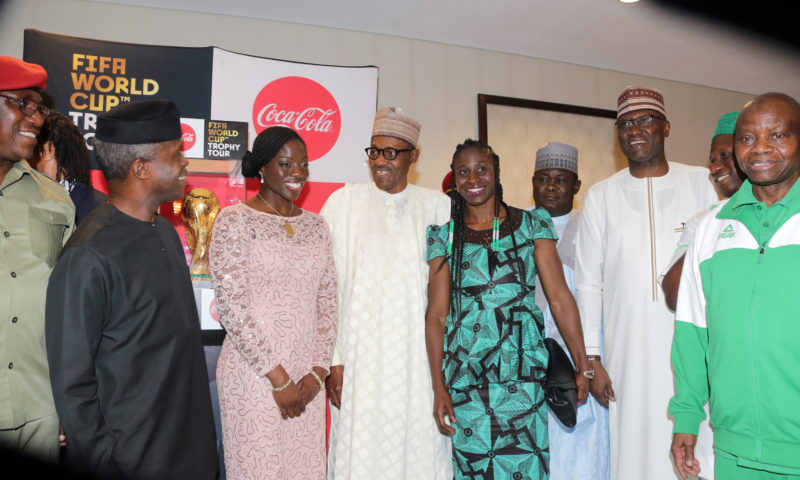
[364,146,415,161]
[0,92,50,118]
[615,114,666,132]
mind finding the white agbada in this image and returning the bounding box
[321,182,452,480]
[576,162,718,480]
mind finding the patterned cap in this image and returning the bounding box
[535,142,578,175]
[372,107,421,148]
[713,110,739,138]
[0,56,47,91]
[617,86,666,119]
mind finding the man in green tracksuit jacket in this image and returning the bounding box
[669,92,800,480]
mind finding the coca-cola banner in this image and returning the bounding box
[211,48,376,184]
[23,29,379,212]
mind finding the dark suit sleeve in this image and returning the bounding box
[46,246,117,472]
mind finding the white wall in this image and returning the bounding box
[1,0,754,202]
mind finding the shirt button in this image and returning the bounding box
[763,221,769,227]
[11,317,18,323]
[8,363,13,369]
[3,231,9,237]
[10,272,16,278]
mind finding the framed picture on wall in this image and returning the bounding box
[478,94,628,210]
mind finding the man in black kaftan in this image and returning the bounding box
[45,100,217,480]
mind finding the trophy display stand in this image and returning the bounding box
[160,163,251,346]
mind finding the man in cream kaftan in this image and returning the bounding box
[321,107,452,479]
[576,87,718,480]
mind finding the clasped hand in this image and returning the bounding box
[273,373,324,420]
[269,365,325,420]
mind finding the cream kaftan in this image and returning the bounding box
[576,162,718,480]
[321,182,452,480]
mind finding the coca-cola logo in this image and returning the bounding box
[252,76,341,161]
[209,298,219,323]
[180,123,196,152]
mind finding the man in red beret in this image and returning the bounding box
[0,56,75,462]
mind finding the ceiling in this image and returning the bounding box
[92,0,800,98]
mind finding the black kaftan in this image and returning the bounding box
[45,202,217,479]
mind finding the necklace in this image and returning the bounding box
[256,192,296,236]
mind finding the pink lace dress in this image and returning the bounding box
[209,202,337,480]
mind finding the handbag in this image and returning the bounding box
[544,337,578,428]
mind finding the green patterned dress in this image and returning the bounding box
[426,207,557,480]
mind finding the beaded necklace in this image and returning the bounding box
[447,215,501,254]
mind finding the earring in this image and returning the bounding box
[260,174,265,184]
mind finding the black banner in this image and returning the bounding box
[23,29,213,166]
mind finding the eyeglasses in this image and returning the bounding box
[365,146,414,160]
[0,93,50,118]
[615,114,665,132]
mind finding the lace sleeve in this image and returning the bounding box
[311,218,338,371]
[209,208,275,376]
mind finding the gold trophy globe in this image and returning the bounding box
[181,188,221,281]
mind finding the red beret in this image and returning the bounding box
[442,170,454,193]
[0,56,47,91]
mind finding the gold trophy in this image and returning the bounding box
[181,188,221,281]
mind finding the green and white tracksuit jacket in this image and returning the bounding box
[669,179,800,473]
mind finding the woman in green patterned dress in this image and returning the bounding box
[425,139,591,479]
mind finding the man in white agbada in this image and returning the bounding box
[322,107,452,479]
[530,142,610,480]
[576,87,718,479]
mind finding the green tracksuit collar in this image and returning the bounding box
[718,177,800,219]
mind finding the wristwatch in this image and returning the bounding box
[581,369,595,380]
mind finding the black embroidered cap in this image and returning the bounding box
[96,99,181,144]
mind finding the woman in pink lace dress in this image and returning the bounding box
[209,126,337,479]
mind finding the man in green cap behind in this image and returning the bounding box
[661,110,745,310]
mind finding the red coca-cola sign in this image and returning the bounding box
[180,123,196,152]
[210,298,219,323]
[252,76,341,161]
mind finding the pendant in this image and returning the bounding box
[283,221,295,236]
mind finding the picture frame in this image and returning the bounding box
[477,94,628,209]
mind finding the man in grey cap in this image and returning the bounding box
[0,56,74,462]
[45,99,217,479]
[531,142,609,480]
[321,107,451,479]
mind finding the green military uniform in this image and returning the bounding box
[0,159,74,460]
